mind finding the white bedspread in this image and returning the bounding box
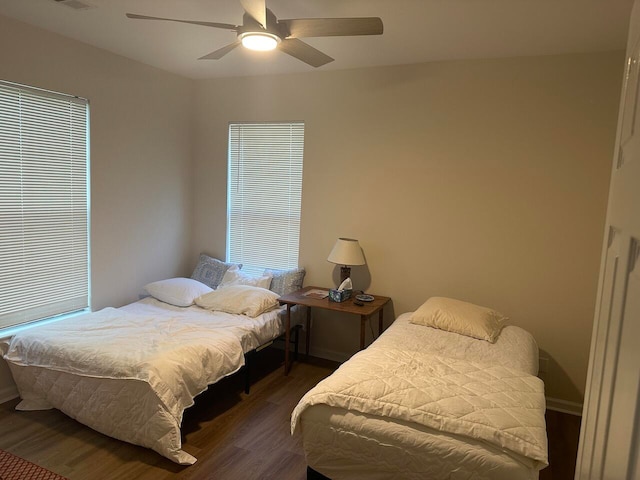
[377,313,539,375]
[292,346,548,471]
[3,298,293,464]
[4,307,244,423]
[120,297,287,354]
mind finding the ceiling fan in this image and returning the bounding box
[126,0,383,67]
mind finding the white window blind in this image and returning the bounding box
[228,122,304,276]
[0,81,90,330]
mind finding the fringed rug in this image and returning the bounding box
[0,449,68,480]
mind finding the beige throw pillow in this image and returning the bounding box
[410,296,507,343]
[195,285,280,317]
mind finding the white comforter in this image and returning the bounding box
[5,307,244,424]
[292,346,548,472]
[3,300,287,464]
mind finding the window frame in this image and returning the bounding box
[0,80,91,333]
[226,121,304,276]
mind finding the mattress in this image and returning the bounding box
[121,297,287,354]
[293,313,545,480]
[3,298,300,464]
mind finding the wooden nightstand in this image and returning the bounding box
[279,286,391,375]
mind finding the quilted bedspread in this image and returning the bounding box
[5,307,245,422]
[292,346,548,470]
[4,307,246,464]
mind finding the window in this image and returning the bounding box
[227,122,304,276]
[0,80,90,330]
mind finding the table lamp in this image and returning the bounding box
[327,238,366,284]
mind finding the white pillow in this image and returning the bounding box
[144,277,213,307]
[218,265,273,289]
[195,285,280,317]
[409,296,507,343]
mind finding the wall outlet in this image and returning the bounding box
[539,355,549,374]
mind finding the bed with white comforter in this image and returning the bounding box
[291,313,548,480]
[2,297,294,465]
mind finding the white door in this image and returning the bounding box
[575,2,640,479]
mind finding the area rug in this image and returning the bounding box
[0,449,68,480]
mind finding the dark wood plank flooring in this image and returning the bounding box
[540,408,582,480]
[0,348,581,479]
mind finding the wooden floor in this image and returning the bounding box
[541,408,582,480]
[0,348,582,480]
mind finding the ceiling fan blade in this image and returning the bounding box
[240,0,267,28]
[280,17,383,38]
[198,41,242,60]
[278,38,334,68]
[126,13,237,30]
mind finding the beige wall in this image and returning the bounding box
[0,15,194,399]
[0,12,623,406]
[192,52,623,404]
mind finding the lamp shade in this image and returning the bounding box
[327,238,365,266]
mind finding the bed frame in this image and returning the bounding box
[5,304,304,464]
[292,313,547,480]
[243,323,301,393]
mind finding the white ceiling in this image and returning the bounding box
[0,0,633,79]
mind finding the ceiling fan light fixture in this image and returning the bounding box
[240,32,280,51]
[127,1,384,67]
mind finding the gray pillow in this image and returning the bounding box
[191,254,241,289]
[263,267,306,296]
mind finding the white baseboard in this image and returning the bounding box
[546,396,583,416]
[270,339,351,364]
[307,347,350,364]
[0,385,19,405]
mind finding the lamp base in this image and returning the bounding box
[340,266,351,284]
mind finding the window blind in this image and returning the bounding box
[228,122,304,276]
[0,81,90,329]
